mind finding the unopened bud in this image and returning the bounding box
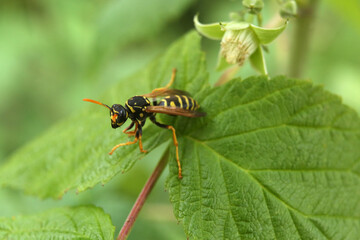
[220,29,259,66]
[242,0,264,14]
[280,0,298,18]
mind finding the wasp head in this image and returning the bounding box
[83,99,128,129]
[110,104,128,129]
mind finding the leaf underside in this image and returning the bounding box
[0,206,114,240]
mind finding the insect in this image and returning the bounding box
[83,69,205,179]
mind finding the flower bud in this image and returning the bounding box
[242,0,264,14]
[220,29,259,66]
[194,15,287,72]
[280,0,298,19]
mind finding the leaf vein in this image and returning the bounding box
[288,209,303,240]
[62,212,78,232]
[91,207,105,240]
[200,123,358,143]
[4,229,90,238]
[309,218,331,240]
[248,169,360,180]
[186,136,360,220]
[262,189,277,240]
[218,157,241,239]
[210,82,309,119]
[194,141,205,240]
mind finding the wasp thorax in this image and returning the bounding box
[220,29,258,66]
[110,104,128,129]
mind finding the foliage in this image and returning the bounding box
[0,31,208,199]
[1,1,360,239]
[0,206,114,240]
[167,75,360,239]
[1,30,360,239]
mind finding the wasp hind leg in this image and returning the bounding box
[150,116,182,179]
[151,68,176,93]
[109,122,147,155]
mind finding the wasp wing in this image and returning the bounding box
[142,88,190,99]
[145,105,206,118]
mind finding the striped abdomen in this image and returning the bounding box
[158,95,199,111]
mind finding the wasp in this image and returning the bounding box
[83,69,205,179]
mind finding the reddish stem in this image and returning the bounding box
[117,153,169,240]
[215,65,240,86]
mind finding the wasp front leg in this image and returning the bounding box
[109,136,138,155]
[109,121,147,155]
[123,121,137,137]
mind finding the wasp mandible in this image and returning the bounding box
[83,69,205,179]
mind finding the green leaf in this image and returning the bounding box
[0,31,209,199]
[250,22,287,44]
[0,206,114,240]
[193,15,224,40]
[249,46,268,75]
[167,76,360,239]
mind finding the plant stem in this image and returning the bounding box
[215,65,240,86]
[289,0,319,78]
[117,153,169,240]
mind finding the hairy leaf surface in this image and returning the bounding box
[0,206,114,240]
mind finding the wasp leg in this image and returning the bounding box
[123,121,135,135]
[110,122,147,154]
[136,123,147,153]
[109,137,138,155]
[123,121,138,137]
[150,116,182,179]
[151,68,176,93]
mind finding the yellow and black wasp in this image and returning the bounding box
[83,69,205,179]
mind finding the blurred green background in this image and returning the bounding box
[0,0,359,239]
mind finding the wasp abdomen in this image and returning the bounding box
[158,95,199,111]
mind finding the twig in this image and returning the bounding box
[117,152,169,240]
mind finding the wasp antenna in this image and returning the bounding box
[83,98,112,111]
